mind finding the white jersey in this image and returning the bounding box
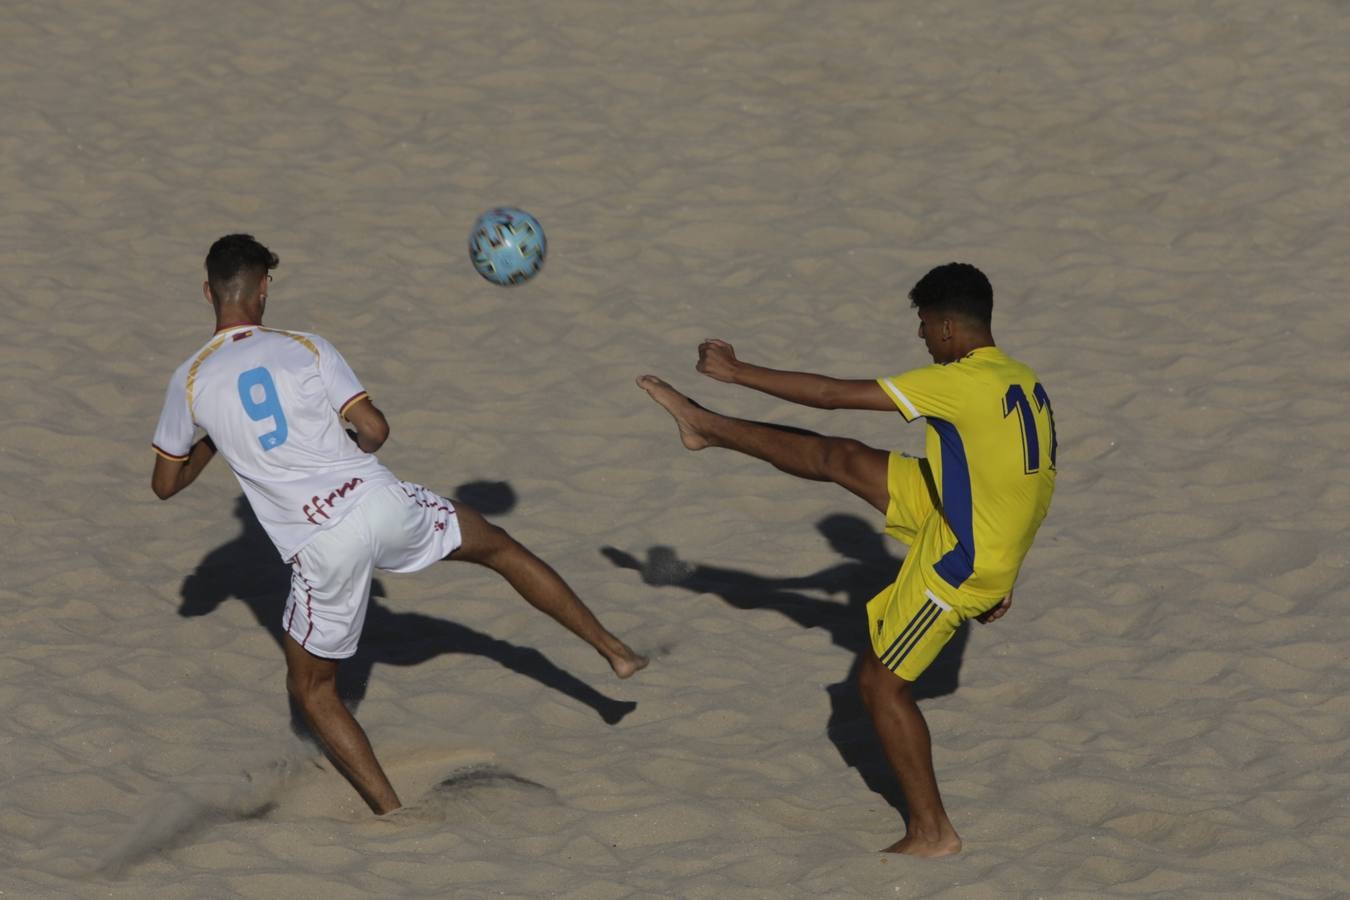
[153,324,399,560]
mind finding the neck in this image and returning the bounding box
[959,334,995,354]
[215,315,261,333]
[943,332,995,363]
[214,299,264,333]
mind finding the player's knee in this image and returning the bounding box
[484,524,528,569]
[285,672,307,706]
[286,666,334,707]
[857,656,883,707]
[483,521,514,550]
[858,652,909,707]
[285,670,308,700]
[455,517,517,566]
[822,437,870,480]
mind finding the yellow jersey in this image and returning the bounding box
[877,346,1056,599]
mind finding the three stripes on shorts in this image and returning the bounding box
[879,592,951,673]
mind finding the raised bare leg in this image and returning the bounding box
[636,375,890,513]
[448,503,648,679]
[857,648,962,857]
[283,634,401,814]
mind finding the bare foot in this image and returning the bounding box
[881,830,962,858]
[608,647,650,680]
[636,375,710,451]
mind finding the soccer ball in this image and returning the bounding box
[468,207,547,285]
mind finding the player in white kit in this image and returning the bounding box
[152,234,648,814]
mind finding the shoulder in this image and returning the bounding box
[169,352,196,380]
[894,359,963,388]
[160,357,194,397]
[168,335,222,382]
[258,326,332,358]
[981,347,1043,384]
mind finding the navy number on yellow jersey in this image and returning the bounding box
[1003,383,1057,473]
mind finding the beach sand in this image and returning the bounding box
[3,0,1349,895]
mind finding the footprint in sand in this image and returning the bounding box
[96,749,557,874]
[266,748,556,824]
[397,763,559,825]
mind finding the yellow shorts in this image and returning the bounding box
[866,454,1000,682]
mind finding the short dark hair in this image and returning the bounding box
[908,262,993,325]
[204,234,278,299]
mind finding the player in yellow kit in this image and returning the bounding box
[638,263,1056,857]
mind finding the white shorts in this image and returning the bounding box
[282,481,463,659]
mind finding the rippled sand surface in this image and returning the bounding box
[3,1,1349,896]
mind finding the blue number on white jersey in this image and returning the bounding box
[237,367,289,451]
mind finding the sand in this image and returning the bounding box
[3,0,1349,896]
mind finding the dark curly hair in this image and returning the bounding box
[908,262,993,325]
[204,234,279,300]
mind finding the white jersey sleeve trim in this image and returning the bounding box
[339,391,370,417]
[879,377,920,421]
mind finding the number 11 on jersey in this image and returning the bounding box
[1003,383,1057,474]
[238,367,289,451]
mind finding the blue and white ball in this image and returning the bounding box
[468,207,547,285]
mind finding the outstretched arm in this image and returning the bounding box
[697,339,895,411]
[151,436,217,500]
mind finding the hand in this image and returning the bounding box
[975,589,1013,624]
[697,338,740,382]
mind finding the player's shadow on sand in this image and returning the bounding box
[179,482,637,735]
[602,514,969,817]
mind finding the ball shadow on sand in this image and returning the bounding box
[601,513,970,817]
[178,482,638,736]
